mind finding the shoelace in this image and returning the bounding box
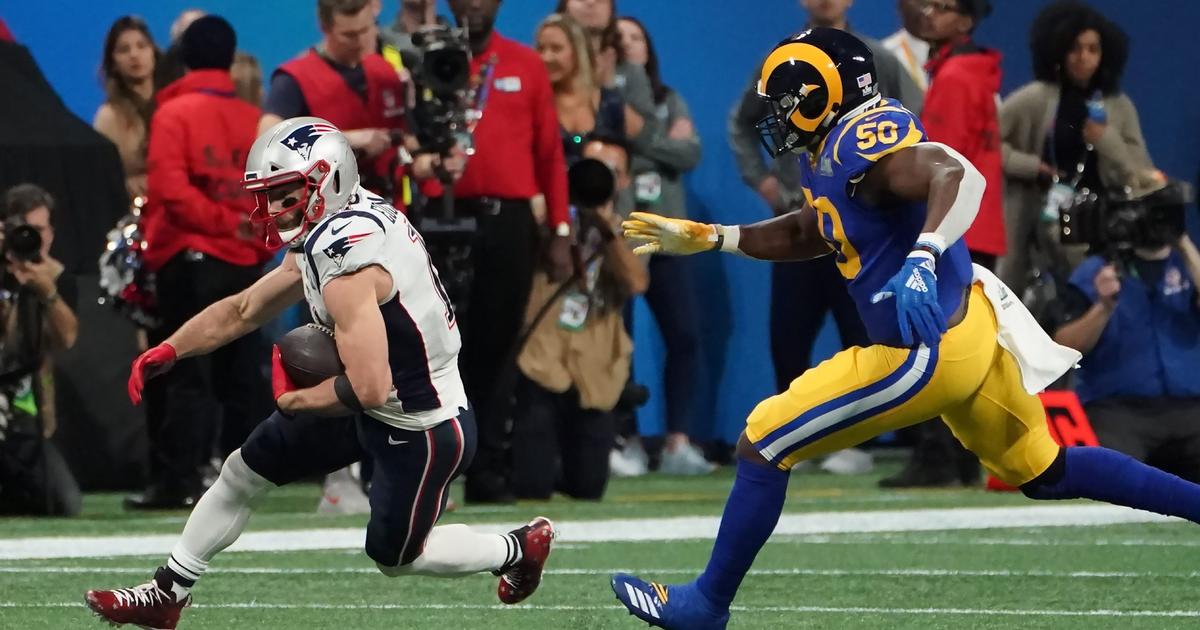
[112,583,170,607]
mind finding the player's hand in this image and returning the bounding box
[621,212,716,256]
[1094,264,1120,309]
[871,253,947,347]
[1083,120,1106,146]
[128,343,177,405]
[271,344,298,403]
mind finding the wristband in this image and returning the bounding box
[334,374,366,412]
[915,232,947,257]
[710,225,741,253]
[554,222,571,238]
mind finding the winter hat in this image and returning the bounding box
[180,15,236,71]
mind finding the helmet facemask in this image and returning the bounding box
[755,85,838,156]
[245,160,332,249]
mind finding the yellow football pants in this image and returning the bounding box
[746,285,1059,486]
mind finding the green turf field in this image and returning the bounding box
[2,462,1198,629]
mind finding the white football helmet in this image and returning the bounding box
[242,116,359,248]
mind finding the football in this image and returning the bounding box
[277,323,344,388]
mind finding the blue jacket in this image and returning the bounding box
[1069,253,1200,403]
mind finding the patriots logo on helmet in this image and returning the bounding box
[281,123,338,161]
[322,231,373,266]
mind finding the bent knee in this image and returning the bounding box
[736,432,778,469]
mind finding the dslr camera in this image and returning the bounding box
[1060,180,1193,253]
[2,222,41,264]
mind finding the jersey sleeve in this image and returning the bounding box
[831,107,926,181]
[308,213,389,289]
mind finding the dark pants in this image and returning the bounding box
[644,255,707,434]
[241,409,476,566]
[450,201,539,491]
[0,436,80,516]
[769,257,868,391]
[1087,397,1200,483]
[145,253,271,493]
[510,377,614,500]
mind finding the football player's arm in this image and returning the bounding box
[863,142,985,256]
[166,253,305,359]
[622,207,830,261]
[729,207,831,261]
[278,265,393,416]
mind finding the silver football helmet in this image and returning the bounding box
[242,116,359,248]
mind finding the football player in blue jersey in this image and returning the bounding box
[610,28,1200,630]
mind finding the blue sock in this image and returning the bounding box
[1022,446,1200,523]
[694,457,790,609]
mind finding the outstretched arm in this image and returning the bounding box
[167,253,305,360]
[621,207,831,262]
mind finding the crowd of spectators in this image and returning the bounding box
[0,0,1195,515]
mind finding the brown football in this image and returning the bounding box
[277,324,344,388]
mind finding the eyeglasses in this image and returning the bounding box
[924,0,962,14]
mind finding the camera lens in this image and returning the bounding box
[4,224,41,262]
[568,158,616,208]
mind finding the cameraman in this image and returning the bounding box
[0,183,80,516]
[1054,222,1200,481]
[510,135,647,501]
[438,0,571,504]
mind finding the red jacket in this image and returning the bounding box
[143,70,271,270]
[922,42,1006,256]
[277,51,407,201]
[424,34,568,228]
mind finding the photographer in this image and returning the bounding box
[432,0,569,504]
[510,135,647,500]
[0,184,80,516]
[1053,191,1200,482]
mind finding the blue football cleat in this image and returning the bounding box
[610,573,729,630]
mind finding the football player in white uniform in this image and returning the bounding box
[86,117,555,630]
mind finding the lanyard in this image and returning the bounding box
[897,37,927,90]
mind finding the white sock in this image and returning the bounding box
[377,524,518,578]
[164,449,274,596]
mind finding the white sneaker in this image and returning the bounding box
[609,447,648,477]
[819,448,875,475]
[659,442,717,476]
[317,466,371,514]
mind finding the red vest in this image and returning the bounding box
[279,50,406,200]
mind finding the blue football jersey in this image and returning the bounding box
[796,99,973,347]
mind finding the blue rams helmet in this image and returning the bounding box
[755,28,880,156]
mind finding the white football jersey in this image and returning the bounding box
[297,186,466,430]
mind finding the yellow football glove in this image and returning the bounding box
[621,211,717,256]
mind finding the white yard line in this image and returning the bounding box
[4,601,1199,618]
[0,504,1180,560]
[1,566,1195,579]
